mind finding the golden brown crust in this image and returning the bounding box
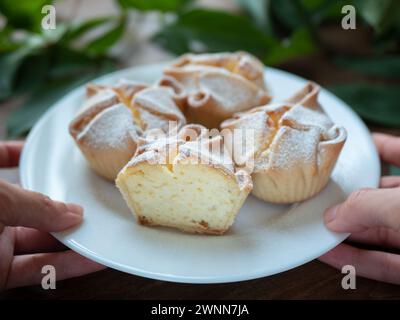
[136,214,226,235]
[285,81,320,109]
[168,51,266,89]
[69,89,120,139]
[76,139,137,181]
[222,83,347,204]
[70,81,186,181]
[71,54,348,236]
[159,52,271,129]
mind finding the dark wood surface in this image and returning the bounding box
[2,260,400,299]
[1,40,400,300]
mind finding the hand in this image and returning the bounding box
[0,141,105,290]
[319,133,400,284]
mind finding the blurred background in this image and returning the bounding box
[0,0,399,168]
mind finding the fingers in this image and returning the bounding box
[380,176,400,188]
[348,227,400,249]
[0,141,24,168]
[0,227,15,290]
[319,243,400,284]
[373,133,400,167]
[14,227,67,254]
[324,188,400,233]
[0,180,83,232]
[6,250,106,289]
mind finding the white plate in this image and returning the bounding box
[20,63,380,284]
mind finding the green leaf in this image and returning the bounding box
[61,17,115,44]
[0,0,52,31]
[0,30,62,100]
[153,9,276,57]
[235,0,273,34]
[0,44,42,100]
[271,0,305,30]
[12,52,50,96]
[333,55,400,79]
[328,83,400,127]
[84,18,126,56]
[117,0,192,12]
[6,60,116,138]
[263,28,316,65]
[354,0,399,35]
[306,0,353,24]
[0,27,19,52]
[7,77,89,138]
[47,47,114,78]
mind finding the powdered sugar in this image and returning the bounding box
[161,52,271,128]
[259,126,320,170]
[280,104,333,131]
[78,103,138,149]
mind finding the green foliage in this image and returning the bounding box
[85,17,126,56]
[235,0,273,34]
[153,9,276,57]
[354,0,400,35]
[0,0,52,31]
[0,3,124,137]
[7,59,114,138]
[329,83,400,127]
[263,28,316,65]
[333,55,400,79]
[0,0,399,137]
[117,0,192,12]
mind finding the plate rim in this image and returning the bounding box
[19,63,380,284]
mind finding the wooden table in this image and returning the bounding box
[2,260,400,299]
[1,49,400,300]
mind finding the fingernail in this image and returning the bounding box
[324,205,338,224]
[66,203,83,216]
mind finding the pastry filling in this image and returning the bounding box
[117,162,246,234]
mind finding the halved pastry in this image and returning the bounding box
[158,52,271,129]
[221,82,347,203]
[69,81,186,181]
[116,124,252,234]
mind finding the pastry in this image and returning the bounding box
[158,52,271,128]
[69,81,186,180]
[221,82,347,203]
[116,124,252,234]
[69,51,348,235]
[164,51,267,89]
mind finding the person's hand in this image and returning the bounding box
[319,133,400,284]
[0,141,105,290]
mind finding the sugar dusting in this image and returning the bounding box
[162,52,270,117]
[227,98,344,172]
[78,104,137,148]
[265,126,320,169]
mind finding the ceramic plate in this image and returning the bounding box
[20,63,380,283]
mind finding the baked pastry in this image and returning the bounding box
[116,124,252,234]
[69,80,186,180]
[69,51,348,235]
[221,82,347,203]
[158,52,271,128]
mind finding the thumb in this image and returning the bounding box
[324,188,400,233]
[0,180,83,232]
